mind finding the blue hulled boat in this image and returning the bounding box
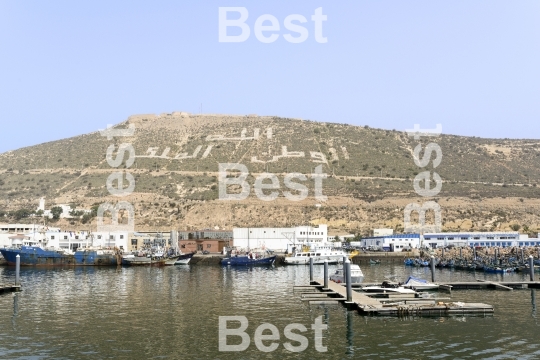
[221,255,276,266]
[0,246,120,266]
[221,248,276,266]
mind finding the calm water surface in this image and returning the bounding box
[1,264,539,359]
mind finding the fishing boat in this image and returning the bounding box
[0,232,122,266]
[174,252,195,265]
[329,264,364,284]
[284,246,350,265]
[401,276,439,291]
[404,258,415,266]
[0,246,122,266]
[123,233,181,266]
[221,248,276,266]
[123,255,176,266]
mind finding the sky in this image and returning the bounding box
[1,1,539,153]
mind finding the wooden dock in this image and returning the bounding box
[0,284,21,294]
[294,279,494,316]
[439,280,540,291]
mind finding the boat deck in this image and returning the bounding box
[295,279,494,316]
[0,284,21,294]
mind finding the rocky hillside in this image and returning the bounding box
[1,113,539,236]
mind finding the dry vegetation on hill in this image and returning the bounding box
[1,113,539,236]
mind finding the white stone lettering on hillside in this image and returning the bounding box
[251,146,305,163]
[175,145,202,160]
[310,152,328,164]
[206,128,273,141]
[328,148,339,162]
[341,146,349,160]
[202,145,213,158]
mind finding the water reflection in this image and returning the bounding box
[531,289,537,320]
[346,311,354,356]
[12,293,18,330]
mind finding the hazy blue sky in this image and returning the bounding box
[1,1,539,152]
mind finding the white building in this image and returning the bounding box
[37,197,90,219]
[362,234,421,252]
[0,223,61,248]
[423,232,526,248]
[44,231,129,251]
[233,225,329,252]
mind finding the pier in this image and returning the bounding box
[295,279,494,316]
[294,258,495,316]
[0,284,21,294]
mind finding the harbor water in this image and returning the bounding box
[1,264,539,359]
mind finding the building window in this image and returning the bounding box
[110,235,114,240]
[75,236,79,240]
[97,235,102,239]
[120,235,124,239]
[51,236,55,240]
[64,236,68,240]
[131,239,137,245]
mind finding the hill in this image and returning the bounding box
[1,113,539,236]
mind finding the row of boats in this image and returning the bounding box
[0,244,195,267]
[404,256,540,273]
[220,245,356,266]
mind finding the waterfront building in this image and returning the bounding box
[179,239,227,253]
[44,231,129,251]
[423,232,527,248]
[361,231,535,252]
[362,234,421,252]
[178,230,232,240]
[233,225,329,252]
[0,223,60,247]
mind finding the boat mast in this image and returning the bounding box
[247,227,250,252]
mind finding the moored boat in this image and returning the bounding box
[174,252,195,265]
[0,246,121,266]
[123,254,180,266]
[221,248,276,266]
[401,276,439,291]
[284,246,349,265]
[329,264,364,284]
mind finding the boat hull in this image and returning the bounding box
[221,255,276,266]
[284,256,343,265]
[0,247,119,266]
[122,256,170,266]
[174,252,195,265]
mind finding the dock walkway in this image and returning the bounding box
[301,279,493,316]
[0,284,21,294]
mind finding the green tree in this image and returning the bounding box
[51,206,63,220]
[13,208,32,220]
[510,224,521,232]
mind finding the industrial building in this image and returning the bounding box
[233,225,330,252]
[362,234,421,251]
[362,231,535,252]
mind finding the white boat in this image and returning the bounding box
[329,264,364,284]
[284,246,350,265]
[361,282,416,294]
[401,276,439,290]
[174,252,195,265]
